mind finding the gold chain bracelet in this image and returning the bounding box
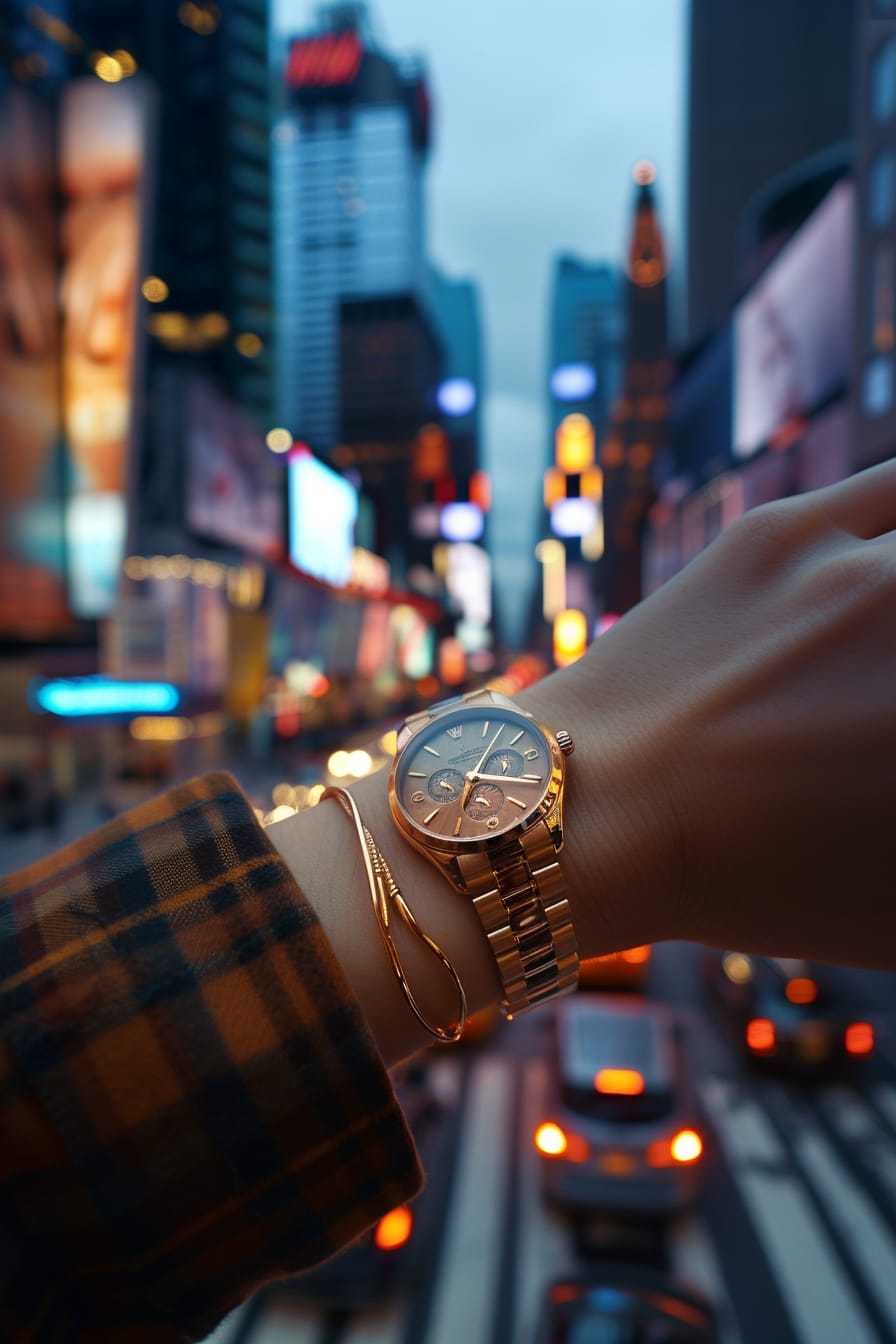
[322,787,467,1044]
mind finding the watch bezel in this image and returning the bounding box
[388,704,566,859]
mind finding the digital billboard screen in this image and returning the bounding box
[734,180,854,460]
[186,377,283,560]
[60,77,152,618]
[288,451,358,587]
[0,86,69,639]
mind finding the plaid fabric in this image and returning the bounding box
[0,773,421,1342]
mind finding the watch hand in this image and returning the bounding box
[471,773,537,784]
[470,726,504,779]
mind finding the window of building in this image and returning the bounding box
[863,355,894,416]
[869,149,896,229]
[871,40,896,123]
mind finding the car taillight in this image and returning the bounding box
[594,1068,645,1095]
[746,1018,776,1053]
[374,1205,413,1251]
[785,977,817,1005]
[670,1128,703,1163]
[845,1021,874,1056]
[646,1128,703,1167]
[620,945,651,965]
[535,1121,567,1156]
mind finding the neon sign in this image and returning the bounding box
[30,677,180,717]
[285,32,363,89]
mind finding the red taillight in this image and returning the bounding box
[746,1018,776,1053]
[845,1022,874,1056]
[646,1128,703,1168]
[535,1122,567,1156]
[785,977,817,1005]
[374,1205,413,1251]
[595,1068,645,1095]
[620,945,651,965]
[670,1128,703,1163]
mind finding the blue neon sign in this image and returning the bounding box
[30,677,180,718]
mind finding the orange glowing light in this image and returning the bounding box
[845,1022,875,1056]
[670,1129,703,1164]
[543,466,566,509]
[374,1205,413,1251]
[553,608,587,668]
[746,1018,776,1053]
[580,465,604,501]
[785,977,817,1005]
[555,413,595,473]
[595,1068,644,1096]
[601,438,625,470]
[620,945,651,965]
[535,1122,567,1156]
[469,469,492,512]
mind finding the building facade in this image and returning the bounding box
[852,0,896,469]
[686,0,855,343]
[274,2,431,451]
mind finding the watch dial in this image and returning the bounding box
[394,705,554,842]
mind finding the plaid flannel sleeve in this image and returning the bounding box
[0,772,422,1342]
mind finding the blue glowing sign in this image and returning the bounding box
[551,363,597,402]
[440,502,484,542]
[437,377,477,417]
[31,677,180,717]
[288,451,358,586]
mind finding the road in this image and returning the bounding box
[206,944,896,1344]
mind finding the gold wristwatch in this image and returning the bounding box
[388,688,579,1016]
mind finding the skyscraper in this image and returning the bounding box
[548,257,623,454]
[600,164,670,616]
[686,0,855,343]
[274,2,432,451]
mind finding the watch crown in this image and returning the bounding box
[556,729,574,756]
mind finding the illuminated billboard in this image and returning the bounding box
[186,377,283,559]
[0,86,69,639]
[734,181,854,460]
[288,451,358,587]
[285,32,363,88]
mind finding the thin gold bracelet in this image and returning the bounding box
[322,786,467,1044]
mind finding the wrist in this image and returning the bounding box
[516,652,681,957]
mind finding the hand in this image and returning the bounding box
[519,460,896,969]
[468,727,504,782]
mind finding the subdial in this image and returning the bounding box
[484,748,525,779]
[427,767,465,803]
[464,781,505,820]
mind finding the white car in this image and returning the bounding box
[536,994,703,1217]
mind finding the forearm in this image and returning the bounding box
[266,654,678,1069]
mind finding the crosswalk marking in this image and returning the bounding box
[343,1301,408,1343]
[780,1093,896,1336]
[819,1086,896,1214]
[426,1055,515,1344]
[245,1300,319,1344]
[701,1079,878,1344]
[871,1082,896,1136]
[670,1218,742,1344]
[513,1059,573,1344]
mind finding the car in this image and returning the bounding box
[700,951,876,1075]
[288,1063,449,1307]
[536,1267,719,1344]
[578,945,652,993]
[535,994,704,1217]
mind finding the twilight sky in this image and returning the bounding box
[274,0,687,643]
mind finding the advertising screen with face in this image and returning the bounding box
[59,77,151,618]
[734,181,854,460]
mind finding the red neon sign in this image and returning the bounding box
[285,32,364,88]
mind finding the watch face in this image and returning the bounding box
[392,705,556,843]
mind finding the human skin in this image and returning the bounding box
[269,459,896,1066]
